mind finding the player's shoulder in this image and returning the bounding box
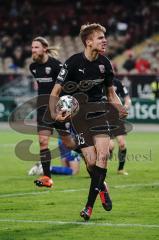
[113,77,120,84]
[48,56,62,66]
[29,61,36,69]
[29,61,37,72]
[113,77,123,86]
[65,53,83,65]
[99,54,112,65]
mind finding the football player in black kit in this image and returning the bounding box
[109,78,131,175]
[50,23,128,221]
[30,37,76,188]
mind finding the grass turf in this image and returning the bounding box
[0,129,159,240]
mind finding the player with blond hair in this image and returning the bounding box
[30,36,76,187]
[50,23,127,220]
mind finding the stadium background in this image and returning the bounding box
[0,1,159,240]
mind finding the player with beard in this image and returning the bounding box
[29,37,76,188]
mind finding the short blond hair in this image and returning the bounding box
[80,23,106,46]
[32,36,59,58]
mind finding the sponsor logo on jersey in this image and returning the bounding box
[57,68,68,81]
[78,68,85,74]
[99,65,105,73]
[32,69,36,74]
[63,79,104,93]
[45,67,51,74]
[35,77,53,82]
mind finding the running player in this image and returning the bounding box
[50,23,128,220]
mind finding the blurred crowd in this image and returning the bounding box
[0,0,159,74]
[115,39,159,74]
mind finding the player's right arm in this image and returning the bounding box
[49,59,73,121]
[49,83,68,121]
[29,63,39,91]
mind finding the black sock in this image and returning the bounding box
[100,168,107,191]
[86,166,94,178]
[118,148,127,170]
[40,148,51,178]
[86,166,107,208]
[86,166,106,191]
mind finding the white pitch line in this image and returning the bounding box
[0,143,16,147]
[58,188,87,193]
[0,189,86,198]
[113,182,159,189]
[0,143,57,147]
[0,191,50,198]
[0,219,158,228]
[0,182,159,198]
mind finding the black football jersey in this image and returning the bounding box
[30,56,62,95]
[56,53,114,102]
[113,78,129,98]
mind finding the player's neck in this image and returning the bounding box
[41,54,49,64]
[84,49,98,62]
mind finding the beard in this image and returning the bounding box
[32,53,43,63]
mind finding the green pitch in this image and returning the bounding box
[0,129,159,240]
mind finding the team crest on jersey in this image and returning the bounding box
[45,67,51,74]
[99,65,105,73]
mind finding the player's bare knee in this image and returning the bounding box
[119,142,126,150]
[39,137,49,149]
[97,151,109,164]
[87,161,96,169]
[84,154,96,168]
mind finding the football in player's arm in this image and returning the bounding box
[49,23,128,220]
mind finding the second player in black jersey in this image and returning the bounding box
[50,23,128,221]
[30,54,62,96]
[109,78,131,176]
[29,36,76,188]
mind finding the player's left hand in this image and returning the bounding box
[119,106,128,119]
[55,110,71,122]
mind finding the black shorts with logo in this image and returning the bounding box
[71,100,131,148]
